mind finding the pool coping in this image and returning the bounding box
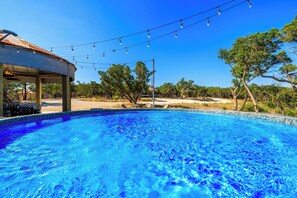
[0,108,297,127]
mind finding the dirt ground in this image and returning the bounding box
[41,98,231,113]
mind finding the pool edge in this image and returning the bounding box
[0,108,296,127]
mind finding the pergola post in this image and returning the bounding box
[62,75,71,112]
[35,76,42,105]
[0,64,3,117]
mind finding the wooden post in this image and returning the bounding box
[62,75,71,111]
[0,64,3,117]
[152,59,155,108]
[35,76,42,105]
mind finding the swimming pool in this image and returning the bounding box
[0,110,297,197]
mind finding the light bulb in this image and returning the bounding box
[218,7,221,15]
[1,46,4,50]
[175,32,178,39]
[147,30,151,38]
[72,56,75,61]
[71,46,74,52]
[180,20,184,29]
[102,52,105,58]
[50,47,53,53]
[17,49,19,53]
[87,55,89,60]
[119,38,122,45]
[207,18,210,26]
[147,41,150,48]
[93,63,95,67]
[248,0,252,8]
[81,66,83,69]
[93,43,96,50]
[33,50,36,54]
[125,48,128,54]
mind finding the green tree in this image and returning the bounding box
[219,29,289,112]
[282,14,297,55]
[176,78,195,98]
[158,83,177,98]
[98,62,152,104]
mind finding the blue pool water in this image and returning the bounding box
[0,110,297,197]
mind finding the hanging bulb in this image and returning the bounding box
[86,55,89,60]
[147,30,151,38]
[102,52,105,58]
[73,56,75,61]
[207,18,210,26]
[33,50,36,54]
[174,32,178,39]
[71,46,74,52]
[147,41,150,48]
[75,61,77,65]
[1,46,4,50]
[248,0,252,8]
[93,43,96,50]
[180,20,184,29]
[125,47,128,54]
[93,63,95,67]
[50,47,53,53]
[16,49,20,53]
[218,7,221,15]
[119,38,122,45]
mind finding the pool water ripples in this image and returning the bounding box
[0,111,297,197]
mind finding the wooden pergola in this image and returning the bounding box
[0,29,76,117]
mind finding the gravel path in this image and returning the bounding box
[41,98,231,113]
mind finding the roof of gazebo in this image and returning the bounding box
[0,29,76,83]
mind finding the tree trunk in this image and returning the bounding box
[230,88,238,111]
[241,79,258,112]
[238,93,248,111]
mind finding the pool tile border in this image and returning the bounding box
[0,108,296,127]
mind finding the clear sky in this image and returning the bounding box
[1,0,296,87]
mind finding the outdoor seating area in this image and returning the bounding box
[3,101,42,117]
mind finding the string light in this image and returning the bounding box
[72,56,75,61]
[174,31,178,39]
[119,38,122,45]
[207,18,210,26]
[50,47,53,53]
[147,41,150,48]
[218,7,221,15]
[33,50,36,54]
[93,63,95,67]
[147,30,151,38]
[93,43,96,50]
[180,20,184,29]
[248,0,252,8]
[125,47,128,54]
[102,52,105,58]
[1,46,4,50]
[71,45,74,52]
[16,49,19,53]
[86,55,89,60]
[59,0,250,58]
[45,0,244,50]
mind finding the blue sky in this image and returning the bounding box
[1,0,296,87]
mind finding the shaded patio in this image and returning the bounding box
[0,29,76,117]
